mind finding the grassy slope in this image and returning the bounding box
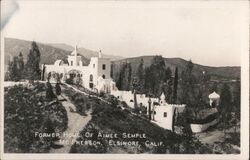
[63,86,211,154]
[4,83,68,153]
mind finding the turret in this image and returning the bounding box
[160,92,167,105]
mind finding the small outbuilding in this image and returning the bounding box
[208,91,220,107]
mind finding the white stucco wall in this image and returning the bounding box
[153,105,175,131]
[44,50,115,93]
[190,119,218,133]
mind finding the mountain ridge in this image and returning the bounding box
[4,37,240,80]
[111,56,240,81]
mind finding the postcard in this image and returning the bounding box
[0,0,249,160]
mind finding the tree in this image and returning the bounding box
[180,60,196,105]
[132,77,139,114]
[145,56,168,97]
[136,59,145,93]
[8,56,19,81]
[163,67,172,103]
[118,62,132,90]
[55,82,61,96]
[231,81,240,133]
[210,82,218,93]
[17,52,24,80]
[24,42,41,80]
[41,64,46,81]
[173,67,178,103]
[219,83,233,132]
[232,81,240,121]
[46,81,56,101]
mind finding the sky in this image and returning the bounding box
[1,0,248,66]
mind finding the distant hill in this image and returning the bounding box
[111,56,240,81]
[4,37,88,65]
[47,43,74,51]
[48,43,124,61]
[4,37,123,71]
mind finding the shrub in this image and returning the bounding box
[4,83,68,153]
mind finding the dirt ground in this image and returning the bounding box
[195,125,240,154]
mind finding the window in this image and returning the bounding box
[93,64,95,68]
[102,64,106,70]
[89,74,93,81]
[102,74,105,79]
[130,99,134,102]
[71,61,73,66]
[163,112,167,117]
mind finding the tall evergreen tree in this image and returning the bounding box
[24,42,41,80]
[119,62,132,90]
[145,56,167,97]
[180,60,196,105]
[136,59,145,93]
[232,81,240,121]
[8,56,19,81]
[132,77,139,113]
[173,67,178,103]
[110,63,114,78]
[17,52,24,80]
[219,83,233,131]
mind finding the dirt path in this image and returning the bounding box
[50,93,92,153]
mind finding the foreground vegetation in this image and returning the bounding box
[4,83,68,153]
[62,87,211,154]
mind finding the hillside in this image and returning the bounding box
[111,56,240,81]
[62,86,211,154]
[49,43,124,61]
[4,37,123,71]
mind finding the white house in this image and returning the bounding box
[111,90,186,131]
[110,90,158,108]
[44,46,117,93]
[152,93,185,131]
[208,91,220,106]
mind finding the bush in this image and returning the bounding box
[4,83,68,153]
[65,78,73,84]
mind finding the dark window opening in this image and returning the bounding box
[89,83,93,89]
[102,64,106,70]
[90,74,93,81]
[102,74,105,79]
[163,112,167,117]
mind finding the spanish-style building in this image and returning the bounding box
[44,47,196,131]
[44,46,117,93]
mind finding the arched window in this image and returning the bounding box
[90,74,93,81]
[102,74,105,79]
